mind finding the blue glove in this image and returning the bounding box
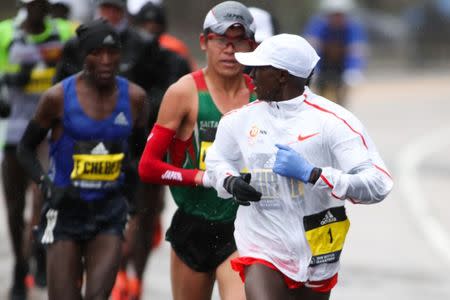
[273,144,314,183]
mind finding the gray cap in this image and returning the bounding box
[203,1,255,38]
[94,0,126,9]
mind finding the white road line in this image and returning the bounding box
[397,126,450,267]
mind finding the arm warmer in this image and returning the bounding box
[138,124,199,186]
[128,126,147,159]
[169,135,192,167]
[122,126,147,203]
[16,120,50,184]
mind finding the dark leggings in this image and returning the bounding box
[1,147,33,275]
[244,264,331,300]
[47,234,122,300]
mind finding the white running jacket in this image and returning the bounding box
[205,88,393,282]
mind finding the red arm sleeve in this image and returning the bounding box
[169,135,193,167]
[138,124,199,186]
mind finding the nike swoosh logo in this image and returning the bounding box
[298,132,320,141]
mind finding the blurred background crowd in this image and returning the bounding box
[0,1,449,300]
[1,0,449,70]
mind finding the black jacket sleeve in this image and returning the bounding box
[145,49,191,129]
[53,37,83,84]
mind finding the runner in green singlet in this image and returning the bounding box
[138,2,257,299]
[169,69,256,223]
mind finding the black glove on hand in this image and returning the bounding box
[39,176,79,209]
[223,173,262,206]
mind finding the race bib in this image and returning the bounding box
[24,67,56,94]
[71,141,125,184]
[252,169,305,200]
[303,206,350,266]
[198,123,218,171]
[199,141,212,171]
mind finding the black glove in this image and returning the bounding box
[39,176,79,209]
[223,173,262,206]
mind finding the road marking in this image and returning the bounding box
[397,125,450,267]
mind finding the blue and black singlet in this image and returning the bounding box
[48,75,132,202]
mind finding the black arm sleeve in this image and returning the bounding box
[122,126,147,209]
[128,126,147,159]
[146,89,163,129]
[16,120,50,183]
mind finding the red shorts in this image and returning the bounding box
[230,257,338,293]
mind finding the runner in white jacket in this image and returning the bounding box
[205,34,393,300]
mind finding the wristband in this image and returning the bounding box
[308,167,322,184]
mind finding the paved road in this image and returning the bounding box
[1,70,449,299]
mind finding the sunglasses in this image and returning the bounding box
[206,33,254,51]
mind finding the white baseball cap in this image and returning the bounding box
[320,0,355,14]
[249,7,274,43]
[235,34,320,78]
